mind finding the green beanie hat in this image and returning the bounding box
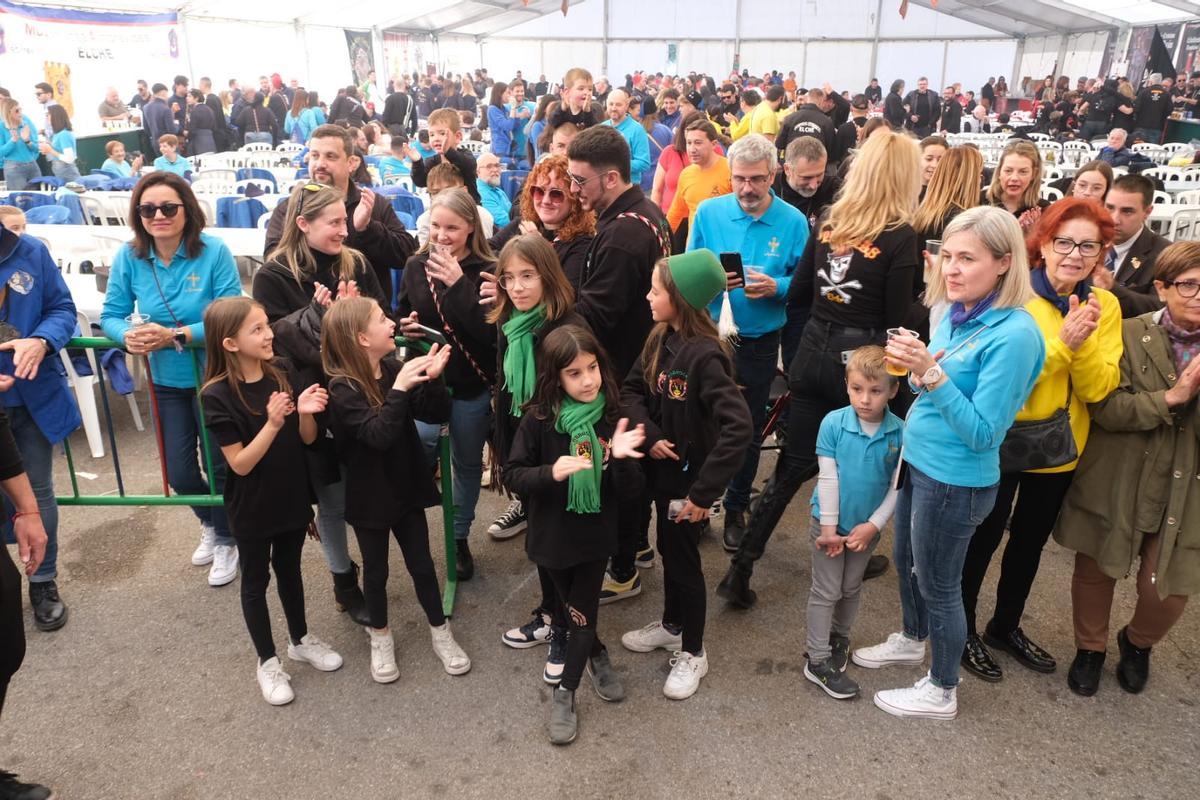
[667,248,726,310]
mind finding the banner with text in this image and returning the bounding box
[0,0,183,135]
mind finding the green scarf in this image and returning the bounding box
[501,305,547,417]
[554,392,606,514]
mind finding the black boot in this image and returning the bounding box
[455,539,475,582]
[28,581,67,632]
[722,510,746,553]
[332,562,370,626]
[0,770,53,800]
[715,564,757,609]
[1067,649,1105,697]
[1116,627,1151,694]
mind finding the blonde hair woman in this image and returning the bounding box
[717,131,923,608]
[396,187,498,579]
[985,140,1047,227]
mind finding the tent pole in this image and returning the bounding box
[733,0,742,76]
[1053,33,1069,80]
[1010,37,1026,88]
[180,13,196,81]
[869,0,883,85]
[601,0,609,76]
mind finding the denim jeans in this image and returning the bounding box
[724,331,780,513]
[157,385,232,545]
[49,160,82,183]
[2,161,42,191]
[243,132,274,146]
[1078,121,1108,142]
[894,463,998,689]
[1132,127,1162,145]
[0,406,59,583]
[449,390,492,540]
[312,476,353,574]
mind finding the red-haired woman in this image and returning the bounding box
[959,197,1123,683]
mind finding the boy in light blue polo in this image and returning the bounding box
[805,345,902,700]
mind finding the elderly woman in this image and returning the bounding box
[488,155,596,290]
[1055,241,1200,697]
[0,216,80,633]
[100,172,243,587]
[958,197,1122,683]
[856,206,1045,719]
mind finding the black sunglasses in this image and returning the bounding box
[136,202,183,219]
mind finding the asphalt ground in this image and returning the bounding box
[2,403,1198,800]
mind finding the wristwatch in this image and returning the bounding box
[921,364,945,388]
[172,327,188,352]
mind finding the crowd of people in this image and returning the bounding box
[2,55,1200,796]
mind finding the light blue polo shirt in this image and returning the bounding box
[153,154,193,177]
[810,405,903,535]
[603,115,651,185]
[690,191,808,338]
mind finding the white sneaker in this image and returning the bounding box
[852,631,926,669]
[256,656,294,706]
[663,649,709,700]
[191,523,216,566]
[287,633,344,672]
[874,673,958,720]
[208,544,239,586]
[621,621,683,653]
[431,622,472,675]
[367,628,400,684]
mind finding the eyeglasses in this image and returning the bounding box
[530,185,567,203]
[136,202,183,219]
[1050,237,1103,258]
[731,174,771,187]
[566,169,614,188]
[1163,279,1200,298]
[498,272,541,291]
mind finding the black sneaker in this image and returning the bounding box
[28,581,67,632]
[830,633,850,673]
[543,625,568,685]
[804,657,860,699]
[502,608,552,649]
[487,499,527,540]
[634,547,656,569]
[0,770,54,800]
[454,539,474,582]
[722,510,747,553]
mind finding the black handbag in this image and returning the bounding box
[999,380,1077,473]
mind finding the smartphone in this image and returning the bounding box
[414,323,447,346]
[667,498,687,521]
[719,252,744,284]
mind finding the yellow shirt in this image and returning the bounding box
[729,112,752,141]
[749,102,780,137]
[1017,287,1123,472]
[667,156,732,232]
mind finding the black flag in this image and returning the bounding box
[1147,26,1176,83]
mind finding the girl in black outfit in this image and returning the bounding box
[621,250,753,702]
[322,297,471,684]
[200,297,343,707]
[398,189,498,579]
[252,182,388,627]
[506,325,645,744]
[489,237,591,684]
[718,131,920,609]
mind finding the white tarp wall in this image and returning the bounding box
[1018,32,1110,88]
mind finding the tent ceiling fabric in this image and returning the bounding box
[6,0,1197,35]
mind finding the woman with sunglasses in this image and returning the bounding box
[488,155,596,290]
[101,172,243,588]
[0,97,43,191]
[958,197,1122,684]
[1055,241,1200,697]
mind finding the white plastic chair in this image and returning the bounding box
[1042,166,1063,181]
[196,168,237,183]
[1153,190,1172,205]
[1169,209,1200,241]
[257,211,272,229]
[384,175,415,192]
[276,143,304,156]
[1025,132,1050,141]
[60,311,144,459]
[1174,189,1200,205]
[241,142,273,153]
[191,175,236,195]
[77,195,106,226]
[1040,185,1063,202]
[460,140,487,157]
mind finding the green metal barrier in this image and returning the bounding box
[56,336,460,615]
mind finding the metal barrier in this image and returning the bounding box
[56,336,461,615]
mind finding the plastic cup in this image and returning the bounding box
[125,312,150,327]
[885,327,913,377]
[925,239,943,257]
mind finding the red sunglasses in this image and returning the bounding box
[530,185,567,203]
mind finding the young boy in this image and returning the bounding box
[804,345,902,700]
[548,67,601,129]
[153,134,192,178]
[378,136,412,182]
[409,108,480,203]
[0,206,27,235]
[414,163,494,245]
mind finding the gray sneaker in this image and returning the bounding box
[830,633,850,673]
[805,657,860,699]
[548,686,577,745]
[586,649,626,702]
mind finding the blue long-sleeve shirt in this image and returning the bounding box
[100,232,243,389]
[902,305,1046,488]
[0,115,39,163]
[477,179,512,228]
[488,104,519,157]
[691,193,807,338]
[604,115,651,185]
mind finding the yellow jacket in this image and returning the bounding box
[1017,287,1123,473]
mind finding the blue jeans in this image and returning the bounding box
[2,161,42,191]
[724,331,779,513]
[1,406,59,583]
[313,475,352,574]
[449,390,492,540]
[50,160,82,183]
[1132,127,1161,145]
[156,385,232,546]
[894,463,998,689]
